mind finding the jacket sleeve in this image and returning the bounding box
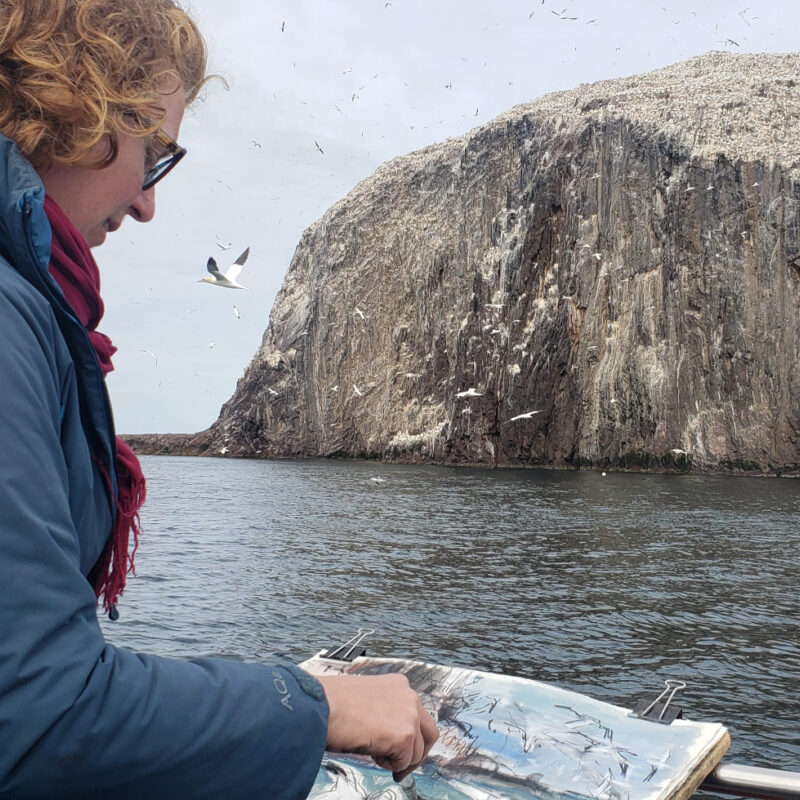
[0,283,329,799]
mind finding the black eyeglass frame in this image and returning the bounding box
[142,128,187,191]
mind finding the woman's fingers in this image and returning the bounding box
[317,673,439,777]
[420,699,439,753]
[392,700,439,781]
[391,733,423,781]
[412,726,425,766]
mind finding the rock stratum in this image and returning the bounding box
[127,52,800,474]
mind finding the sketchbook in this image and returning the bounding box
[301,652,729,800]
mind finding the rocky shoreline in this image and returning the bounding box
[120,432,799,477]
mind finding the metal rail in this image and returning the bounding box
[699,763,800,800]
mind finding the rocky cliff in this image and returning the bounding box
[132,52,800,474]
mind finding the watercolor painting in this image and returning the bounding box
[302,655,729,800]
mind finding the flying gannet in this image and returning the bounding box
[201,247,250,289]
[508,410,542,422]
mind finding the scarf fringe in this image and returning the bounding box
[93,443,146,612]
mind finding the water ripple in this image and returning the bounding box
[101,457,800,773]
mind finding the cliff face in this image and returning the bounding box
[195,52,800,474]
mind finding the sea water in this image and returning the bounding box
[101,456,800,774]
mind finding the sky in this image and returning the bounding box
[99,0,800,434]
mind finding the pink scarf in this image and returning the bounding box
[44,194,146,615]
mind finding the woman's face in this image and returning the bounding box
[40,86,186,248]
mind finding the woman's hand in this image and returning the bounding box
[317,673,439,781]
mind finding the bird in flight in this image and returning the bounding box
[138,349,158,366]
[201,247,250,289]
[508,410,542,422]
[456,387,483,398]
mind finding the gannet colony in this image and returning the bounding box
[126,52,800,475]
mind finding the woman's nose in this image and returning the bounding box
[128,187,156,223]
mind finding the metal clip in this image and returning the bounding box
[630,679,686,724]
[322,628,374,661]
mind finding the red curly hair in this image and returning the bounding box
[0,0,212,169]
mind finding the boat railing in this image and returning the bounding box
[699,762,800,800]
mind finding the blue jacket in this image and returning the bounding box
[0,134,328,799]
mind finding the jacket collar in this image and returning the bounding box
[0,134,53,289]
[0,132,119,495]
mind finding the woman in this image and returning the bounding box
[0,2,437,798]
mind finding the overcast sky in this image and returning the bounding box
[99,0,799,434]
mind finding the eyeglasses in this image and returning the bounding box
[142,128,187,191]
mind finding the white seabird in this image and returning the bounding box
[201,247,250,289]
[138,349,158,366]
[508,410,542,422]
[456,388,483,398]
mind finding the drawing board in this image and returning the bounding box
[301,653,729,800]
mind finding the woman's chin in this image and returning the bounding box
[88,227,108,248]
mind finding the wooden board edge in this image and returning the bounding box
[664,729,731,800]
